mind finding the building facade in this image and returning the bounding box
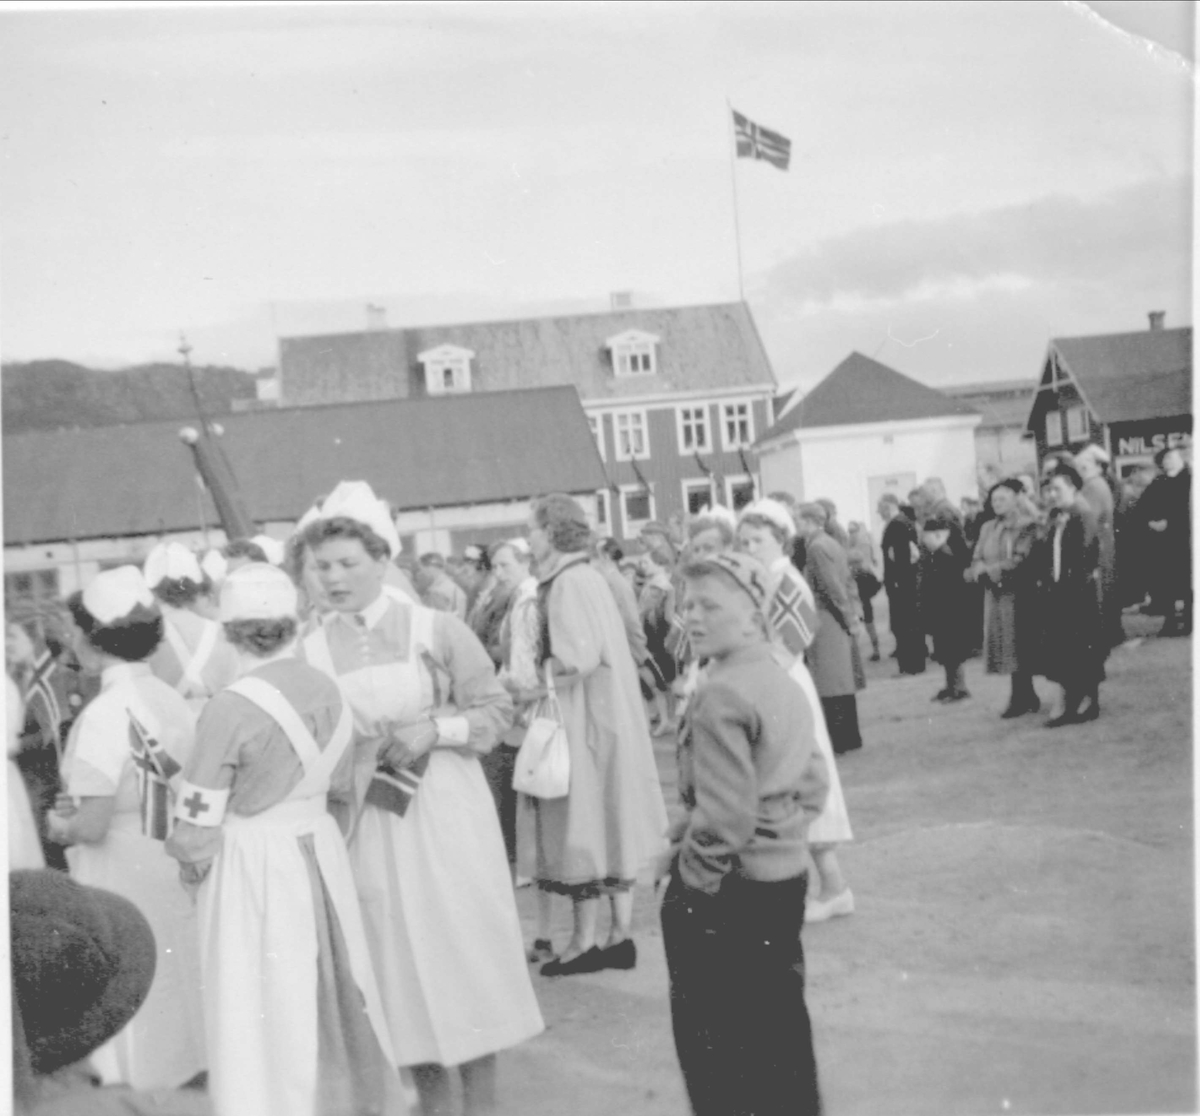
[276,302,777,543]
[3,387,605,603]
[755,352,980,539]
[1025,317,1192,477]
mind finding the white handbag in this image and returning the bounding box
[512,665,571,799]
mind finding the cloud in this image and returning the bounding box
[762,177,1191,308]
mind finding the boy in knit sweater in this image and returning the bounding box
[660,551,827,1116]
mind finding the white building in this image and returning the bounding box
[755,352,981,536]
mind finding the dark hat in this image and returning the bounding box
[682,552,769,611]
[922,515,954,533]
[10,869,157,1075]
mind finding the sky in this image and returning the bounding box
[0,1,1192,392]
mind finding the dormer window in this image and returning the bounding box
[606,330,660,378]
[418,344,474,395]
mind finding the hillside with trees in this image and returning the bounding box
[2,360,262,433]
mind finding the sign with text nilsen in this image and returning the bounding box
[1110,416,1193,459]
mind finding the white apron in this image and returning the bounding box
[306,607,544,1068]
[197,677,399,1116]
[164,617,219,716]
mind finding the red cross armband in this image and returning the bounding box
[174,781,230,827]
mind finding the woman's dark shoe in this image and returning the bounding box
[932,688,953,702]
[1045,708,1085,728]
[541,947,606,977]
[946,688,970,702]
[526,938,555,964]
[600,938,637,971]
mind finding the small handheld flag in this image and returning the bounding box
[365,753,431,818]
[24,647,64,753]
[769,568,819,657]
[128,709,182,840]
[732,109,791,171]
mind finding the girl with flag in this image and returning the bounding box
[298,480,543,1116]
[46,565,206,1091]
[165,562,406,1116]
[737,499,856,924]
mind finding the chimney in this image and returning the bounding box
[610,291,633,311]
[366,304,388,330]
[1148,310,1165,331]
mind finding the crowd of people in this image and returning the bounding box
[6,442,1191,1116]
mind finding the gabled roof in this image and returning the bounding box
[4,386,606,546]
[943,380,1036,430]
[1045,326,1192,426]
[756,352,976,443]
[279,302,776,407]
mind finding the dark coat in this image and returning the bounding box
[1138,468,1191,602]
[1033,503,1105,690]
[919,544,974,666]
[881,515,925,673]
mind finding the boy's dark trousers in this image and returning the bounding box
[661,867,821,1116]
[943,660,965,694]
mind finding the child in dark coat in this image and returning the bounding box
[920,514,975,702]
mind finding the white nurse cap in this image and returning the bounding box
[143,542,204,587]
[83,566,156,626]
[219,563,298,623]
[312,481,401,559]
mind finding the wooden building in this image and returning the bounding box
[1025,314,1192,477]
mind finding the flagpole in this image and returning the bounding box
[726,97,745,303]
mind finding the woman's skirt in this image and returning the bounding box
[199,798,402,1116]
[350,750,544,1068]
[67,815,206,1091]
[788,660,852,845]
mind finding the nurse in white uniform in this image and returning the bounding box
[300,481,544,1116]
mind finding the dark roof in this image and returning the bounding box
[756,352,977,442]
[279,302,776,407]
[4,386,605,545]
[1051,327,1192,424]
[943,380,1036,430]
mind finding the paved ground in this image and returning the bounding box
[501,618,1196,1116]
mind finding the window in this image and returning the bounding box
[418,344,474,396]
[683,479,715,515]
[1065,405,1089,441]
[587,415,606,461]
[613,410,650,461]
[726,474,756,510]
[677,406,710,454]
[4,568,59,610]
[721,401,754,449]
[620,484,655,535]
[1045,410,1063,447]
[606,330,660,378]
[595,489,611,529]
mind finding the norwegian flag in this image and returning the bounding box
[24,648,64,754]
[664,610,691,667]
[770,568,819,657]
[128,709,181,841]
[733,109,791,171]
[365,753,431,818]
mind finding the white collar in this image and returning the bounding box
[769,555,792,574]
[100,661,152,691]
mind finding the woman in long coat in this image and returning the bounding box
[299,481,543,1116]
[793,503,866,754]
[1075,445,1124,649]
[1037,464,1105,727]
[1138,447,1192,635]
[879,494,926,674]
[969,479,1042,717]
[527,494,668,976]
